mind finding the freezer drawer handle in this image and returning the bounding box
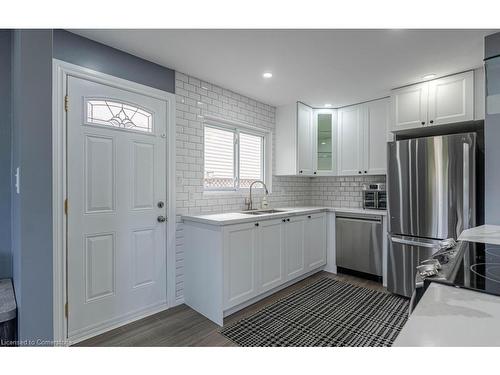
[390,237,438,248]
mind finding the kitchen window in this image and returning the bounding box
[203,122,268,191]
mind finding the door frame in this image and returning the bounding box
[52,59,177,344]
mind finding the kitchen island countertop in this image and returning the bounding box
[393,282,500,347]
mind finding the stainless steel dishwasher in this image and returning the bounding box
[336,212,383,277]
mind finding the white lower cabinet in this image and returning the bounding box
[223,213,326,310]
[285,216,306,280]
[257,218,285,293]
[305,213,327,271]
[223,222,258,309]
[185,212,327,325]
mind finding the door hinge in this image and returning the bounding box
[64,95,69,112]
[64,302,68,318]
[64,199,68,215]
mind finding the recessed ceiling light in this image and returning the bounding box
[262,72,273,79]
[324,104,332,108]
[321,142,326,145]
[423,74,436,80]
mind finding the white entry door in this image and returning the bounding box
[67,75,168,339]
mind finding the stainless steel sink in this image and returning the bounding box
[240,209,286,215]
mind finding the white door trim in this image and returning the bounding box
[52,59,177,344]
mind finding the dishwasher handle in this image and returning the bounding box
[336,216,382,224]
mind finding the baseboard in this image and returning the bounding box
[67,301,169,345]
[173,297,185,306]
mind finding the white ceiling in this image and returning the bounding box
[71,29,494,108]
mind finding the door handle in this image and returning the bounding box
[157,215,167,223]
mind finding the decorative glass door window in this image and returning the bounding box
[317,113,333,171]
[85,99,153,133]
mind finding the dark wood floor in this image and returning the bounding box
[75,271,386,347]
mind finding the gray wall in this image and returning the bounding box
[53,30,175,93]
[485,32,500,224]
[11,30,54,344]
[0,31,12,279]
[7,29,176,345]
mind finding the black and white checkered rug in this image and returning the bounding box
[221,277,409,347]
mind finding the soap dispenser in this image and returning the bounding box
[261,195,269,209]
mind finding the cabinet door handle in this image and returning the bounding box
[255,222,259,227]
[430,120,434,124]
[299,170,303,174]
[358,171,362,174]
[421,121,425,125]
[286,218,290,222]
[313,171,317,175]
[307,215,312,219]
[282,219,286,223]
[364,171,367,174]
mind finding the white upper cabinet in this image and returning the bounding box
[338,105,364,175]
[296,102,314,175]
[276,98,388,177]
[276,102,337,176]
[391,71,474,132]
[392,82,428,131]
[276,102,313,176]
[427,71,474,125]
[364,99,389,175]
[338,98,388,176]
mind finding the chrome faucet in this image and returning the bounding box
[245,180,269,211]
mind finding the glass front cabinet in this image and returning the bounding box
[313,109,337,175]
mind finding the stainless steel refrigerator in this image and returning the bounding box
[387,133,476,297]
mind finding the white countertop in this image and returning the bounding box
[393,283,500,346]
[458,224,500,245]
[182,206,386,226]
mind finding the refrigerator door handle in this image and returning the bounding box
[390,236,439,248]
[463,142,470,231]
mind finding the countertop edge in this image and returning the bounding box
[181,207,387,226]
